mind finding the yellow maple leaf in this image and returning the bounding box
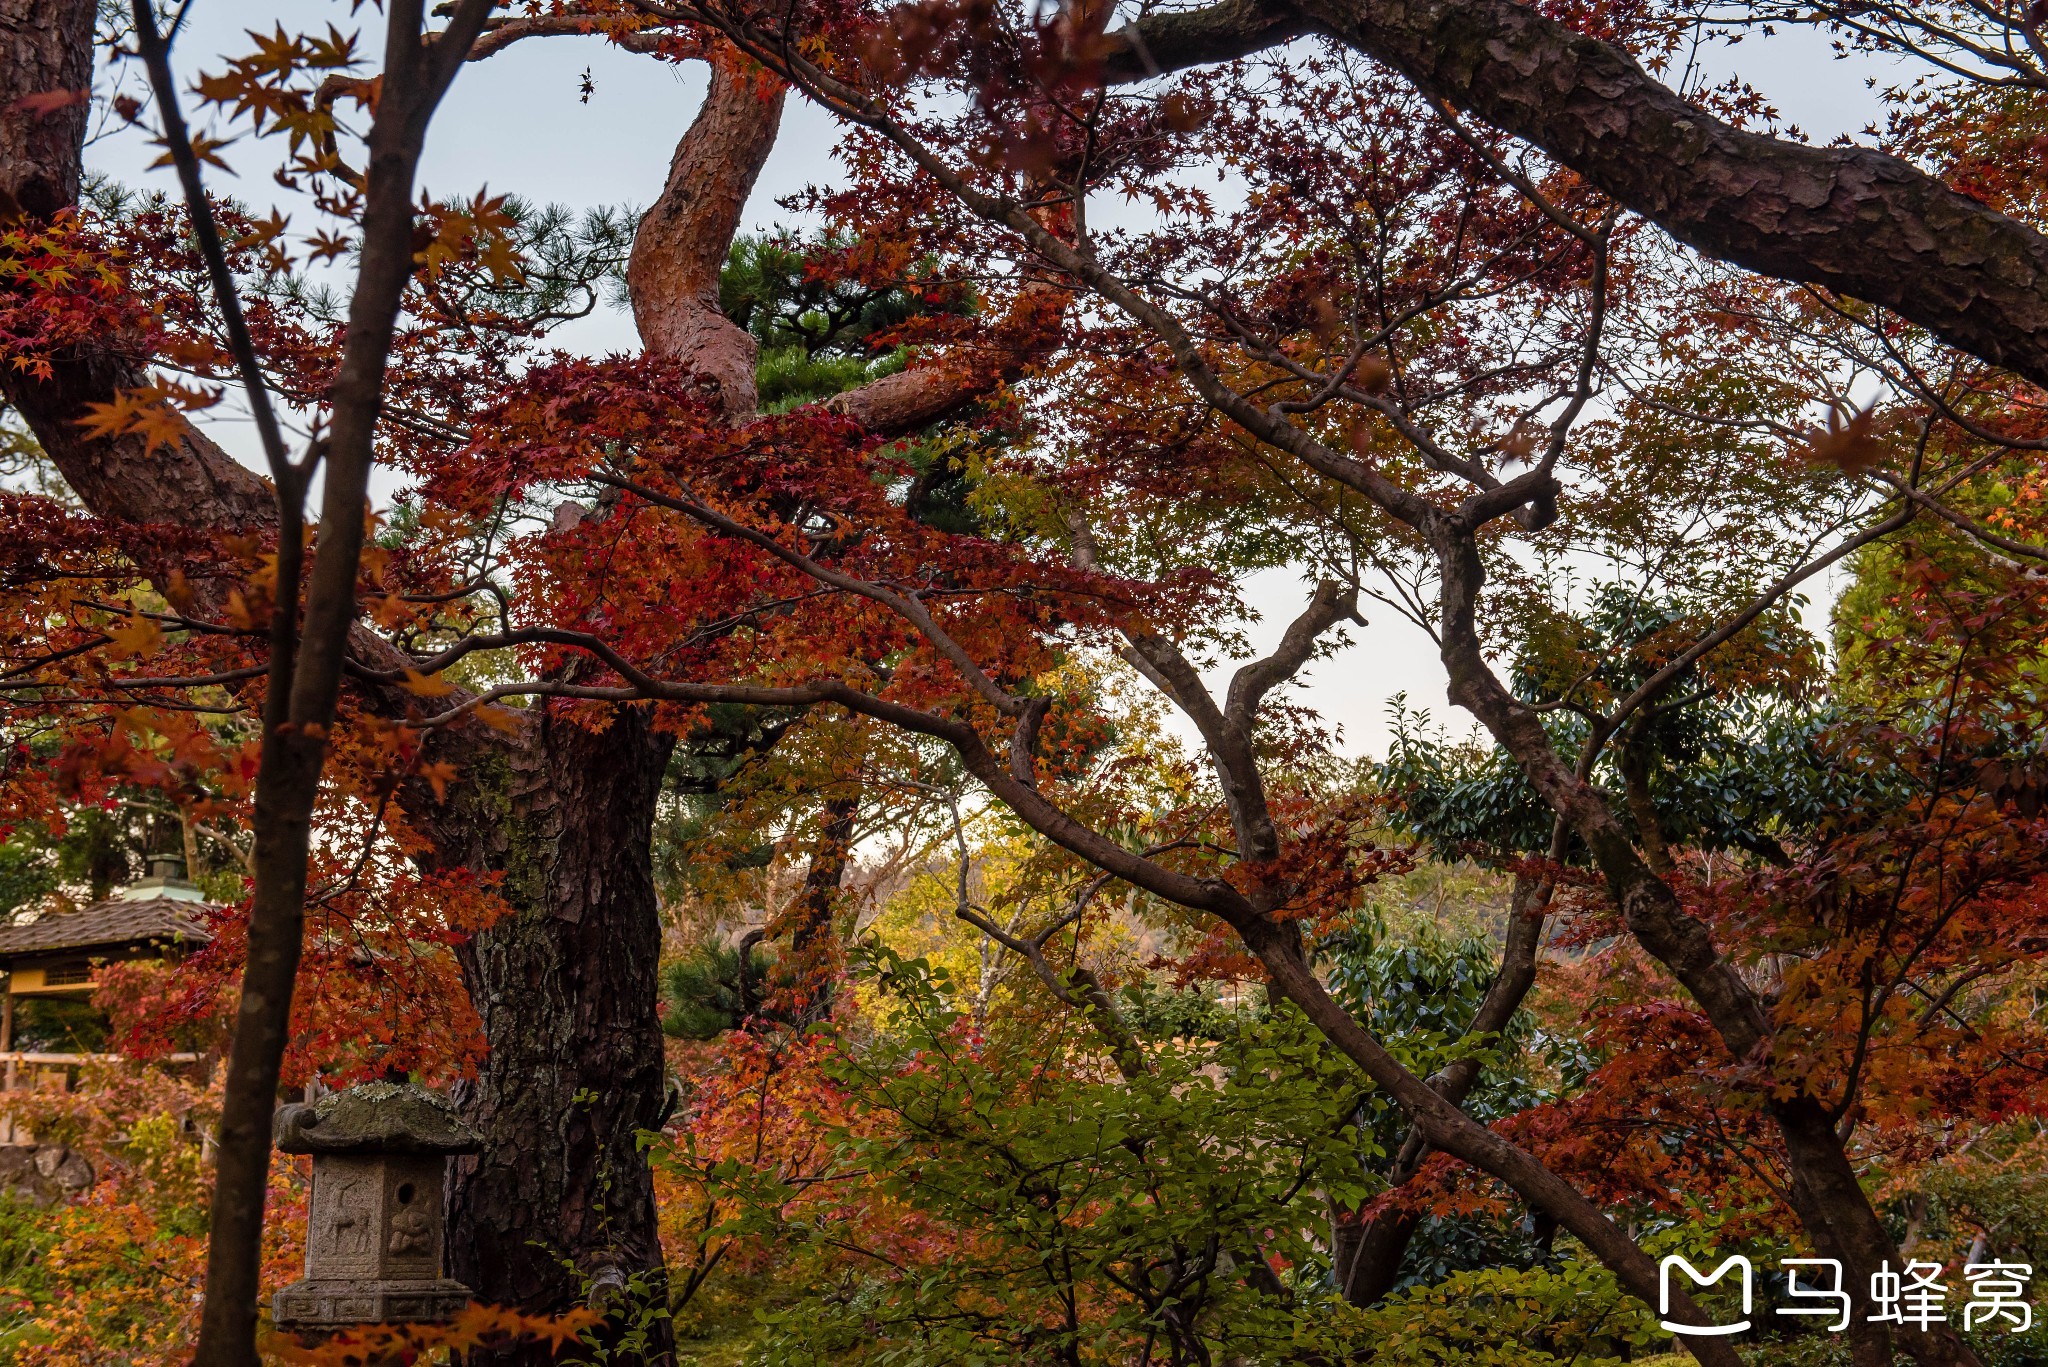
[103,613,163,660]
[369,593,414,629]
[398,669,457,697]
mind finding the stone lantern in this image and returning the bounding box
[271,1081,479,1330]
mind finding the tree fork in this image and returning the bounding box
[1430,527,1981,1367]
[1334,866,1554,1305]
[1239,919,1745,1367]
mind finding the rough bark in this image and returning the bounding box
[0,0,91,223]
[430,48,813,1359]
[822,363,990,433]
[9,350,277,534]
[444,709,676,1354]
[1100,0,2048,390]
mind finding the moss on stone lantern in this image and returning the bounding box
[271,1081,480,1330]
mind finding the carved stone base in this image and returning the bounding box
[272,1276,473,1329]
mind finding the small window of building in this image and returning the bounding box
[42,962,93,987]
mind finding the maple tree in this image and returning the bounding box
[0,4,1055,1363]
[0,1,498,1361]
[0,0,2046,1362]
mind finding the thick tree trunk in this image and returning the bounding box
[0,0,91,224]
[444,707,677,1364]
[627,59,785,417]
[1333,1209,1418,1305]
[0,10,679,1352]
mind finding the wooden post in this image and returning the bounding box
[2,983,15,1145]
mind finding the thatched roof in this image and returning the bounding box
[0,897,212,961]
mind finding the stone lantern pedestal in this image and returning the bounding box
[271,1081,480,1330]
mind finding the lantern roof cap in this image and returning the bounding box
[274,1081,479,1155]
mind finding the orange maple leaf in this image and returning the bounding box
[473,704,523,733]
[102,613,163,660]
[418,761,458,800]
[398,669,457,698]
[1796,403,1889,476]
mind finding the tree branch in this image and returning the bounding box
[1099,0,2048,390]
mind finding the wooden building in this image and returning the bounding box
[0,858,212,1060]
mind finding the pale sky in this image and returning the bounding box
[82,4,1897,758]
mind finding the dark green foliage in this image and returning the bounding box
[719,234,978,420]
[493,200,639,325]
[1382,695,1897,865]
[752,345,901,412]
[722,234,921,412]
[1319,915,1551,1288]
[661,938,777,1040]
[721,235,953,360]
[898,437,983,537]
[1644,701,1893,858]
[0,838,57,921]
[0,805,166,916]
[649,785,774,905]
[1321,916,1523,1055]
[1116,979,1265,1041]
[52,809,139,903]
[1380,696,1567,859]
[1379,585,1892,864]
[648,708,794,907]
[11,995,109,1053]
